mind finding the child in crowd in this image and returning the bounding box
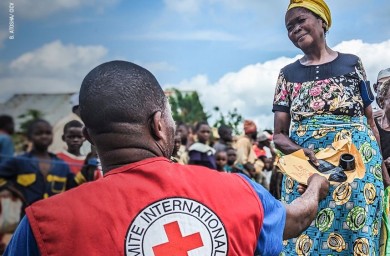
[0,119,91,207]
[225,147,242,173]
[243,163,258,181]
[80,147,103,181]
[215,150,228,172]
[270,164,283,200]
[170,134,182,163]
[188,121,217,169]
[56,120,86,174]
[0,115,15,166]
[259,156,273,190]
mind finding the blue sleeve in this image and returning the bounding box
[239,174,286,256]
[0,135,14,164]
[0,157,18,179]
[3,216,40,256]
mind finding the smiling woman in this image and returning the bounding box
[272,0,387,255]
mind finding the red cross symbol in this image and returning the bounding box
[152,221,204,256]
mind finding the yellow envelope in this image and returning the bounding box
[277,139,365,185]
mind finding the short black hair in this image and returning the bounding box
[79,61,166,133]
[0,115,13,130]
[63,120,83,134]
[218,124,232,137]
[195,121,209,132]
[26,119,51,138]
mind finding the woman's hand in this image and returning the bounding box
[303,147,319,166]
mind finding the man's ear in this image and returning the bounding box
[82,127,95,145]
[61,134,66,142]
[150,111,163,140]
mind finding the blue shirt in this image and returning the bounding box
[0,134,14,165]
[0,152,73,205]
[5,174,286,256]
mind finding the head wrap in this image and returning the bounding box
[287,0,332,31]
[376,78,390,109]
[243,120,257,135]
[377,68,390,82]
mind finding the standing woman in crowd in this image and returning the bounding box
[376,78,390,255]
[272,0,389,255]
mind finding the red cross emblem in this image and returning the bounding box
[152,221,204,256]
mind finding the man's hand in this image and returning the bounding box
[306,174,329,200]
[297,174,329,199]
[283,174,329,240]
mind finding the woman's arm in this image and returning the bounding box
[273,111,318,164]
[365,105,380,147]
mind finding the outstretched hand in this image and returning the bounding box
[298,174,329,201]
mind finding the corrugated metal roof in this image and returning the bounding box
[0,93,76,131]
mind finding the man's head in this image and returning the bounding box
[0,115,14,135]
[27,119,53,151]
[257,132,270,148]
[374,68,390,94]
[79,61,176,165]
[62,120,85,153]
[243,120,257,140]
[377,79,390,123]
[218,124,233,143]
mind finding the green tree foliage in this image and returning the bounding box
[213,107,243,135]
[168,88,209,125]
[18,109,44,134]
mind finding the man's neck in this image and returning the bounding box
[99,148,164,174]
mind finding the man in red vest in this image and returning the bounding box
[5,61,329,256]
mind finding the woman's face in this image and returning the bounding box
[383,88,390,123]
[285,7,325,50]
[197,124,211,143]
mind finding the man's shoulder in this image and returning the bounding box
[235,135,251,145]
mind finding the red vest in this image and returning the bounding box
[26,157,264,256]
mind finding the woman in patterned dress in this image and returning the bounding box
[272,0,390,255]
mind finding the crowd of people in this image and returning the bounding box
[0,0,389,255]
[171,119,282,198]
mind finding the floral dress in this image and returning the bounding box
[273,53,384,255]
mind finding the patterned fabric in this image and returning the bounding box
[281,115,384,255]
[273,53,384,255]
[273,53,367,122]
[381,187,390,255]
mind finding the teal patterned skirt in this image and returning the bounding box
[281,115,384,255]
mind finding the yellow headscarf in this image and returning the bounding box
[287,0,332,31]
